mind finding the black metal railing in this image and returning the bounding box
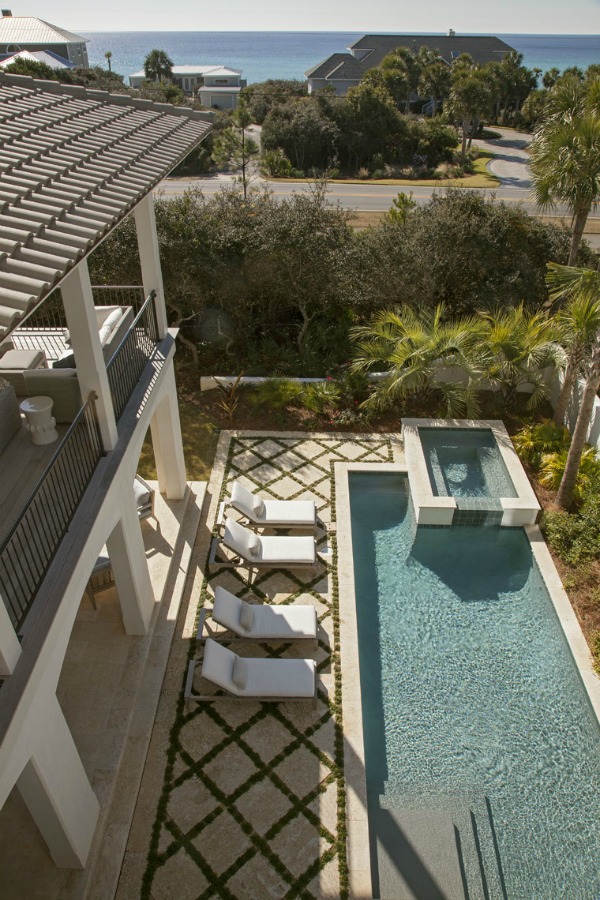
[0,395,104,632]
[9,285,147,361]
[106,291,159,420]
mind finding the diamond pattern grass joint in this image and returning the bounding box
[142,434,393,899]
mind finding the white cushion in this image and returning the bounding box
[248,532,261,558]
[133,478,151,507]
[239,602,254,632]
[253,497,266,518]
[232,656,248,689]
[98,308,123,345]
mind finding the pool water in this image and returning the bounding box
[420,427,517,499]
[349,472,600,900]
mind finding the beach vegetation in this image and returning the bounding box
[530,75,600,265]
[143,48,174,83]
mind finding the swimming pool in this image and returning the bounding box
[349,471,600,899]
[420,427,517,500]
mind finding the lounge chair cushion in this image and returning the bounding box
[213,586,317,640]
[248,532,260,557]
[239,602,254,631]
[201,639,315,698]
[232,656,248,689]
[133,477,151,507]
[223,518,316,566]
[230,479,315,526]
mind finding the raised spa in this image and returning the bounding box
[402,418,540,527]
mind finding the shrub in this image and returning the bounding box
[538,447,600,500]
[542,484,600,565]
[300,381,341,414]
[249,378,303,408]
[261,148,294,177]
[512,419,571,469]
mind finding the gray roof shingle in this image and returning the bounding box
[306,34,516,82]
[0,73,212,339]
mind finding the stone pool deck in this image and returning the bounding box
[118,431,401,899]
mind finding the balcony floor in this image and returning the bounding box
[0,480,207,899]
[0,420,69,547]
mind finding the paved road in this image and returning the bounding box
[156,127,594,226]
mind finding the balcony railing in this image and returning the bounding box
[11,285,146,334]
[106,290,159,420]
[0,395,104,632]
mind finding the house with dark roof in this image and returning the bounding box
[0,9,88,68]
[305,31,516,95]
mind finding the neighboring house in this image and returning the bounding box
[0,47,75,69]
[129,64,245,107]
[0,9,88,68]
[305,31,516,95]
[0,70,212,872]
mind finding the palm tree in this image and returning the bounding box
[418,62,452,116]
[478,304,562,410]
[447,70,493,163]
[143,49,174,84]
[546,261,600,426]
[351,305,483,416]
[542,264,600,509]
[104,51,112,73]
[530,76,600,265]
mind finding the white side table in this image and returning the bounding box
[20,395,59,445]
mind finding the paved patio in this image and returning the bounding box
[119,431,396,899]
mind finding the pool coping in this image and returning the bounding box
[335,459,600,899]
[402,418,541,527]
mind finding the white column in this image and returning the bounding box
[17,696,99,868]
[134,194,168,339]
[106,499,154,634]
[150,367,187,500]
[61,261,118,451]
[0,597,21,676]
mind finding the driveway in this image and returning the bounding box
[475,127,533,190]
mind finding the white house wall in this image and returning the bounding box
[0,342,181,866]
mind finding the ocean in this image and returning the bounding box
[84,32,600,86]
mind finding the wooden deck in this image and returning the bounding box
[0,419,69,547]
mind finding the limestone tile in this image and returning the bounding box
[252,438,286,459]
[202,743,259,796]
[308,716,337,762]
[178,711,228,761]
[273,747,331,801]
[267,474,303,498]
[269,813,330,880]
[207,698,262,730]
[307,780,339,837]
[241,715,296,764]
[249,462,282,484]
[234,776,292,835]
[166,775,221,834]
[115,851,147,900]
[226,855,289,900]
[305,856,341,899]
[150,848,210,900]
[191,809,252,875]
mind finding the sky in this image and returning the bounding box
[22,0,600,33]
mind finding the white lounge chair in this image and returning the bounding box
[184,638,316,700]
[228,480,316,528]
[199,585,318,642]
[223,517,316,567]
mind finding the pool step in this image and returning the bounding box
[375,792,508,900]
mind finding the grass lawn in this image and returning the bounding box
[138,397,220,481]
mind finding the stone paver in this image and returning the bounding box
[122,432,395,899]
